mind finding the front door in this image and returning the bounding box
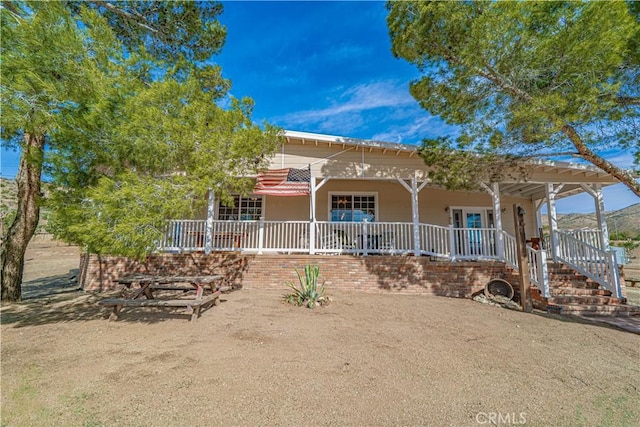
[452,208,491,256]
[464,210,484,255]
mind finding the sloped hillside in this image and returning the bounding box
[1,177,52,234]
[543,203,640,237]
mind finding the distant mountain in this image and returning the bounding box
[543,203,640,237]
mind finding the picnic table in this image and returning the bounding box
[626,277,640,287]
[98,274,225,322]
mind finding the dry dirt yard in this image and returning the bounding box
[1,241,639,427]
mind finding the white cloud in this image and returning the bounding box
[372,114,459,144]
[276,80,416,131]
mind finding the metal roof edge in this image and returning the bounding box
[284,130,633,177]
[284,130,416,153]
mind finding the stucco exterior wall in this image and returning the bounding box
[196,180,537,238]
[193,138,546,239]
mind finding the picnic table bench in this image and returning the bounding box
[626,277,640,287]
[98,275,225,322]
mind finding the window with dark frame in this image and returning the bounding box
[218,195,263,221]
[330,194,376,222]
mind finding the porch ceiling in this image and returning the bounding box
[498,182,609,200]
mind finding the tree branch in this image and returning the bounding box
[0,1,20,16]
[520,151,581,159]
[615,96,640,106]
[91,1,158,34]
[560,123,640,197]
[0,1,25,21]
[480,62,534,102]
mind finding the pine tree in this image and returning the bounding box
[1,2,281,301]
[387,1,640,194]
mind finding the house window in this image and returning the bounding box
[218,195,263,221]
[330,194,376,222]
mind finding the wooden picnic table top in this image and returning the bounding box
[102,274,226,322]
[118,274,222,285]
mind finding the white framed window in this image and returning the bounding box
[218,195,264,221]
[329,192,377,222]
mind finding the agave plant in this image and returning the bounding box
[285,264,327,308]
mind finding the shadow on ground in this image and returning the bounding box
[1,270,222,327]
[529,310,640,335]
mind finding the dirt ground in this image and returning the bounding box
[1,242,640,426]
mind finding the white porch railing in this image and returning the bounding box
[314,221,413,255]
[159,220,620,298]
[527,246,550,297]
[262,221,309,253]
[555,230,622,298]
[501,231,518,269]
[450,227,499,260]
[162,220,207,251]
[564,228,603,249]
[419,224,450,257]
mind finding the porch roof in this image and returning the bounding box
[283,130,623,201]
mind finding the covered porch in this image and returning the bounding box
[152,130,624,299]
[159,181,621,299]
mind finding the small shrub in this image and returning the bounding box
[285,264,327,308]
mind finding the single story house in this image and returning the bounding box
[81,130,637,316]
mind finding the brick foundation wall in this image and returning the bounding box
[80,252,521,298]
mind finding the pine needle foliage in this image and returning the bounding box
[387,1,640,195]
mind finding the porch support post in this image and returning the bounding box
[258,217,265,254]
[580,183,610,251]
[309,175,317,255]
[534,199,545,238]
[205,189,215,255]
[397,176,427,257]
[411,176,421,256]
[545,183,563,262]
[481,183,504,259]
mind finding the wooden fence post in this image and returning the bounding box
[513,203,533,312]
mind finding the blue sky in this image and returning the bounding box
[1,1,638,213]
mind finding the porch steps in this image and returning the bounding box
[549,288,611,296]
[536,263,640,317]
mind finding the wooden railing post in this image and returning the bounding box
[205,190,215,255]
[362,219,369,256]
[309,222,315,255]
[258,217,265,254]
[538,249,550,298]
[309,175,316,255]
[411,177,421,256]
[448,224,456,261]
[609,250,622,299]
